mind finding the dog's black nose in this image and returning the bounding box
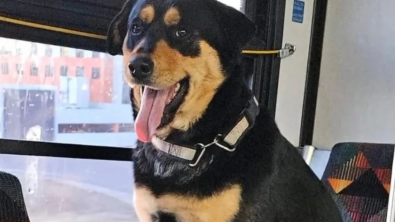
[128,56,154,79]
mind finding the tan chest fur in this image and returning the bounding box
[134,185,242,222]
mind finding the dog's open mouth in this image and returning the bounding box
[135,78,189,142]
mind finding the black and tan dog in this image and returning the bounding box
[106,0,342,221]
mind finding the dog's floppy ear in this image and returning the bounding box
[106,0,137,55]
[208,0,256,48]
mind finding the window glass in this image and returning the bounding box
[0,37,136,147]
[0,154,136,222]
[217,0,244,11]
[0,36,137,221]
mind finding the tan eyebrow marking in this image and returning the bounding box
[140,5,155,23]
[164,7,181,26]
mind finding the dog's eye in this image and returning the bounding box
[131,23,142,35]
[175,29,188,38]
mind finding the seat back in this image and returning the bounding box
[0,172,30,222]
[321,143,394,222]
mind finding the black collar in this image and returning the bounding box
[151,95,260,167]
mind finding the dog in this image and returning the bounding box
[106,0,343,221]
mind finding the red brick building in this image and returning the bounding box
[0,46,115,103]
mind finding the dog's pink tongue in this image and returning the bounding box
[135,87,172,142]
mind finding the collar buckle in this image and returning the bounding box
[189,144,207,167]
[213,135,237,152]
[189,135,236,167]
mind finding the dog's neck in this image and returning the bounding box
[133,64,254,183]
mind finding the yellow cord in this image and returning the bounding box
[242,50,279,55]
[0,15,279,55]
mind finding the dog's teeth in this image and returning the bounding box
[166,84,180,106]
[175,83,180,93]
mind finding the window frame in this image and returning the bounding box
[244,0,285,115]
[0,139,132,161]
[299,0,328,147]
[0,0,285,161]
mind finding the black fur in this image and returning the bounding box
[152,212,177,222]
[107,0,342,221]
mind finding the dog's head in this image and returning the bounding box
[107,0,256,143]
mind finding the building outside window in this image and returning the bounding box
[15,47,22,55]
[1,63,9,74]
[92,51,100,58]
[0,46,11,55]
[45,46,52,57]
[60,47,68,57]
[76,49,84,58]
[30,64,38,76]
[76,66,84,77]
[92,67,100,79]
[31,43,37,55]
[16,63,23,75]
[45,65,53,77]
[60,66,68,76]
[122,81,131,104]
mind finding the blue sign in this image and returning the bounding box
[292,0,305,24]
